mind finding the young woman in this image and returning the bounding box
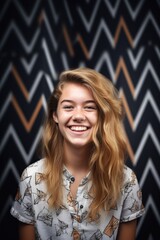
[10,67,145,240]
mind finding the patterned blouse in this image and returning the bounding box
[10,158,145,240]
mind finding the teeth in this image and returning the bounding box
[70,126,87,131]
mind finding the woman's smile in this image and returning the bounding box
[68,125,89,131]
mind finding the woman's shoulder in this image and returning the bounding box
[123,164,134,174]
[17,159,47,199]
[20,158,46,178]
[123,165,138,185]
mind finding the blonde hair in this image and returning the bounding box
[42,67,127,220]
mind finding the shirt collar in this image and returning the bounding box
[62,165,91,186]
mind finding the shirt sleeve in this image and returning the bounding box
[120,168,145,222]
[10,167,35,224]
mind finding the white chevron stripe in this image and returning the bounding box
[1,69,54,102]
[44,74,54,94]
[134,12,160,48]
[14,0,40,25]
[61,52,70,70]
[61,52,85,70]
[0,63,12,90]
[27,71,54,101]
[48,0,59,23]
[64,0,74,25]
[0,159,20,188]
[119,89,160,131]
[89,20,114,57]
[84,12,159,55]
[144,196,160,225]
[95,51,115,81]
[42,38,57,79]
[94,52,160,100]
[0,21,40,53]
[0,93,12,120]
[21,54,38,74]
[134,61,160,99]
[139,158,160,189]
[0,93,48,120]
[78,61,86,68]
[135,124,160,165]
[104,0,121,18]
[124,0,145,20]
[137,196,160,234]
[127,46,145,70]
[41,94,48,113]
[0,125,43,164]
[43,11,58,51]
[77,0,101,32]
[155,45,160,59]
[133,91,160,131]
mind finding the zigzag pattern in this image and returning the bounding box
[0,0,160,239]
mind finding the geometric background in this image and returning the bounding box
[0,0,159,239]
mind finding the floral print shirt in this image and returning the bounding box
[10,158,145,240]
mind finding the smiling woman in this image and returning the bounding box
[10,67,145,240]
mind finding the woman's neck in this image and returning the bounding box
[63,142,92,174]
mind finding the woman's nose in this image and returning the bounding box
[72,109,86,122]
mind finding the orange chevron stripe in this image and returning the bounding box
[123,128,135,164]
[114,17,133,47]
[77,34,90,59]
[12,66,29,100]
[12,95,43,132]
[62,24,75,57]
[120,90,134,130]
[115,57,135,97]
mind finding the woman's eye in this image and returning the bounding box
[85,105,97,110]
[63,105,73,110]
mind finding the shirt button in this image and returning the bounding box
[71,177,75,182]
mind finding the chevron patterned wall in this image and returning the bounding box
[0,0,160,239]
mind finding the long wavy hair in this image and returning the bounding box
[42,67,127,220]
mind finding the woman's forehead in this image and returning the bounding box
[58,82,95,103]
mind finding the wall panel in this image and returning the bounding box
[0,1,159,239]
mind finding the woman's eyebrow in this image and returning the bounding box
[60,100,96,104]
[60,100,73,104]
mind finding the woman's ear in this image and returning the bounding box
[53,112,58,123]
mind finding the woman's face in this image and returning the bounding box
[53,82,98,149]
